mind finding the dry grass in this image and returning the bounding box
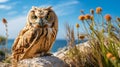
[65,7,120,67]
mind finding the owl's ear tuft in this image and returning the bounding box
[45,6,52,10]
[32,6,37,10]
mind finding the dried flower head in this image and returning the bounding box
[78,15,85,21]
[90,9,94,15]
[76,23,80,28]
[79,35,85,40]
[85,14,91,20]
[2,18,7,24]
[111,56,116,61]
[116,17,120,22]
[106,52,113,59]
[104,14,112,21]
[96,7,102,14]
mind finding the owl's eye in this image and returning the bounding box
[32,16,37,19]
[46,15,51,20]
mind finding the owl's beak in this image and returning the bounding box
[39,18,44,26]
[36,18,44,27]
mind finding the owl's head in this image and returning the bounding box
[26,6,58,28]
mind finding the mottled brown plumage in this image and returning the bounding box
[12,6,58,66]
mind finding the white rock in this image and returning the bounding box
[18,56,68,67]
[54,41,90,58]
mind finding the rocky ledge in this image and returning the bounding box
[18,56,68,67]
[0,42,90,67]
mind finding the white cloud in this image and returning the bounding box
[10,2,19,5]
[53,1,79,16]
[0,0,8,3]
[0,2,20,10]
[0,15,27,39]
[37,1,79,17]
[54,1,79,9]
[4,16,26,39]
[7,11,17,15]
[0,5,12,10]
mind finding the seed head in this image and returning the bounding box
[2,18,7,24]
[90,9,94,15]
[106,52,113,59]
[111,56,116,61]
[78,15,85,21]
[116,17,120,22]
[85,14,91,20]
[96,7,102,14]
[104,14,112,21]
[79,35,85,40]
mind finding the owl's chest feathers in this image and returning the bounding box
[23,27,54,45]
[21,27,55,54]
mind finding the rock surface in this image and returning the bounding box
[18,56,68,67]
[0,62,11,67]
[54,41,90,59]
[0,42,90,67]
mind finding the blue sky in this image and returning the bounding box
[0,0,120,39]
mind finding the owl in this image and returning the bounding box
[12,6,58,65]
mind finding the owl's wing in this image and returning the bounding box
[13,27,45,61]
[12,27,28,51]
[12,26,41,61]
[12,27,38,51]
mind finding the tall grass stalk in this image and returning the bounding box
[2,18,8,58]
[66,7,120,67]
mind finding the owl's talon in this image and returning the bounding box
[44,53,53,56]
[33,52,52,57]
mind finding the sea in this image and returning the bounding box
[1,39,67,52]
[0,39,87,53]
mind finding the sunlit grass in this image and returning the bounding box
[0,36,6,45]
[65,7,120,67]
[0,18,10,64]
